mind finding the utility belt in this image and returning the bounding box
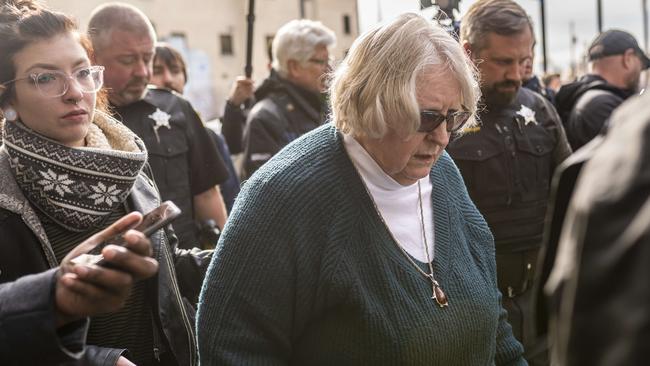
[496,246,542,298]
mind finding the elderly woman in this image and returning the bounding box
[0,1,207,364]
[197,13,525,365]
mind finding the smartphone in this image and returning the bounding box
[71,201,181,267]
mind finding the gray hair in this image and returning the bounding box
[271,19,336,78]
[460,0,534,54]
[87,2,156,53]
[330,13,481,138]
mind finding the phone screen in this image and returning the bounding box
[71,201,181,266]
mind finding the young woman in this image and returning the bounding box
[0,1,206,365]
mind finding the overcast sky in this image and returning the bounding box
[356,0,649,75]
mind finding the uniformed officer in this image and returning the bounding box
[448,1,572,364]
[88,3,230,248]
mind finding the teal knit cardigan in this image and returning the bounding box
[197,124,526,365]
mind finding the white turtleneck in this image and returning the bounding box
[343,133,434,263]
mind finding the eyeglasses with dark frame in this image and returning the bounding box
[418,108,472,133]
[1,65,105,98]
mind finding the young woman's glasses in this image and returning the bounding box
[418,108,471,133]
[2,66,104,98]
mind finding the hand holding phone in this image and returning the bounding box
[71,201,181,267]
[56,212,159,326]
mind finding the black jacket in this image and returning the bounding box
[546,92,650,365]
[113,88,228,249]
[0,149,210,365]
[554,74,632,150]
[536,136,604,338]
[523,75,556,104]
[447,88,571,352]
[242,71,324,179]
[0,268,89,365]
[448,87,572,253]
[220,70,281,155]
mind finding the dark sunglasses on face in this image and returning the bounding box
[418,108,472,133]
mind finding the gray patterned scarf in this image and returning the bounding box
[3,112,147,231]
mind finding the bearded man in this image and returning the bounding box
[447,1,572,365]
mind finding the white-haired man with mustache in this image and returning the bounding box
[447,0,572,365]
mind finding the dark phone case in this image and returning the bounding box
[71,201,181,267]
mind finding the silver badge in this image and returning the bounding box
[148,108,172,142]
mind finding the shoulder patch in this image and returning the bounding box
[462,126,481,134]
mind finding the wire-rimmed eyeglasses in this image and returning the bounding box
[1,65,104,98]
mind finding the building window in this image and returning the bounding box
[170,31,187,39]
[166,32,187,50]
[343,15,351,35]
[220,34,233,56]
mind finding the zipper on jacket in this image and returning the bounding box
[160,232,197,365]
[152,317,162,362]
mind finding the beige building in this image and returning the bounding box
[43,0,359,119]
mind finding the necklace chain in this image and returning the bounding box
[359,174,448,307]
[418,181,435,277]
[416,181,448,307]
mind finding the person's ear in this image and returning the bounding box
[287,59,302,79]
[2,106,18,122]
[89,51,97,65]
[462,41,474,59]
[0,85,17,121]
[622,49,637,69]
[2,107,18,122]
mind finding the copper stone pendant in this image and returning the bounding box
[429,277,449,308]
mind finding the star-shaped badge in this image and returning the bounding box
[148,108,171,142]
[515,105,537,126]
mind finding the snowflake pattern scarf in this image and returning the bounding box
[2,113,147,231]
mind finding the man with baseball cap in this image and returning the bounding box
[588,29,650,66]
[555,29,650,150]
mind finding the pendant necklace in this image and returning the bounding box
[414,180,448,307]
[363,177,449,308]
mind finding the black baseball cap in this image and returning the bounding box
[588,29,650,69]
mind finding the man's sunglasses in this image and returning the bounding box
[418,108,472,133]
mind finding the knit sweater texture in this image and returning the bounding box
[197,124,526,365]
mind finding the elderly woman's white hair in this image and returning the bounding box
[330,13,481,139]
[271,19,336,78]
